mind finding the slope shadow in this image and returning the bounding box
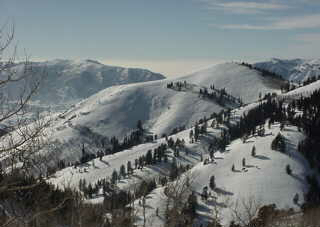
[254,155,270,160]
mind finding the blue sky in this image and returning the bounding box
[1,0,320,76]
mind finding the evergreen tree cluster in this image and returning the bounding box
[199,86,242,107]
[167,80,242,107]
[228,97,284,140]
[240,62,284,81]
[166,81,187,91]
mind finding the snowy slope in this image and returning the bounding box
[184,63,282,103]
[132,123,312,227]
[50,121,222,197]
[281,80,320,99]
[50,63,281,142]
[254,58,320,82]
[2,59,165,109]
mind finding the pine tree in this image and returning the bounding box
[120,164,126,178]
[134,159,138,169]
[127,161,132,175]
[286,164,292,175]
[169,158,178,181]
[137,120,143,132]
[242,158,246,167]
[189,129,194,140]
[194,122,200,141]
[146,150,152,165]
[87,183,93,198]
[209,175,216,190]
[209,149,214,161]
[111,169,118,185]
[251,145,256,157]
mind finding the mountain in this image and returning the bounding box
[254,58,320,82]
[44,62,283,162]
[2,59,165,109]
[51,111,311,226]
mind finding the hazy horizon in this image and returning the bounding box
[1,0,320,77]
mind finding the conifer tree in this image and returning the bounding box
[251,145,256,157]
[194,122,200,141]
[146,150,153,165]
[127,161,132,175]
[286,164,292,175]
[242,158,246,167]
[111,169,118,185]
[209,175,216,190]
[120,164,126,178]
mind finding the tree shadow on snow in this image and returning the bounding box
[244,140,255,144]
[197,203,212,213]
[232,169,242,173]
[254,155,270,160]
[206,199,229,208]
[100,160,110,166]
[245,164,255,168]
[291,174,305,184]
[214,187,234,196]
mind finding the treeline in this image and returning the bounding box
[199,85,242,106]
[56,120,157,172]
[240,62,284,80]
[167,81,243,107]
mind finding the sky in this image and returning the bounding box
[1,0,320,77]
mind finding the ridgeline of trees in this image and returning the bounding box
[167,81,243,107]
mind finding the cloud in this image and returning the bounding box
[218,14,320,30]
[201,0,290,14]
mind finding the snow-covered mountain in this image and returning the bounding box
[254,58,320,82]
[41,62,285,163]
[53,63,282,136]
[51,114,311,226]
[3,59,165,109]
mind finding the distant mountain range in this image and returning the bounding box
[2,59,165,107]
[254,58,320,82]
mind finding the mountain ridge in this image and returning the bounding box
[254,58,320,82]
